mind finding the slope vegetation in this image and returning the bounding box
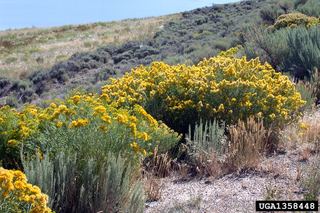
[0,0,275,106]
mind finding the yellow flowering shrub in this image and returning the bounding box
[271,12,320,30]
[36,94,179,159]
[0,167,52,213]
[101,51,305,133]
[0,105,46,168]
[0,93,180,167]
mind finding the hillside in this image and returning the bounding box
[0,0,275,106]
[0,15,177,80]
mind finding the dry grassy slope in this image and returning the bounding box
[0,0,277,106]
[0,15,178,79]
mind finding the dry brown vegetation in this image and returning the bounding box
[282,108,320,152]
[146,110,320,212]
[0,15,178,79]
[144,148,174,178]
[144,173,164,202]
[185,118,273,178]
[224,118,271,173]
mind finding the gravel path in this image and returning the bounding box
[145,148,313,213]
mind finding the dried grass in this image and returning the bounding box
[302,154,320,200]
[144,173,163,202]
[144,147,173,178]
[223,117,271,173]
[0,15,178,79]
[184,118,274,177]
[282,109,320,153]
[191,150,222,178]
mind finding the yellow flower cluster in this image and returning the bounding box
[101,50,305,130]
[271,12,320,31]
[0,92,180,166]
[69,118,89,128]
[0,167,52,212]
[299,122,310,131]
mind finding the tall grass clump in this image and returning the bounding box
[224,118,271,172]
[302,155,320,201]
[185,119,225,177]
[184,117,273,176]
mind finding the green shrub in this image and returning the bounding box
[0,93,180,169]
[24,153,145,213]
[285,26,320,79]
[30,101,179,162]
[184,119,225,176]
[245,26,320,80]
[294,0,309,8]
[0,106,23,169]
[242,26,289,71]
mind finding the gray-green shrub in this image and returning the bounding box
[296,0,320,17]
[245,26,320,80]
[23,152,145,213]
[184,120,226,176]
[284,26,320,79]
[186,119,226,156]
